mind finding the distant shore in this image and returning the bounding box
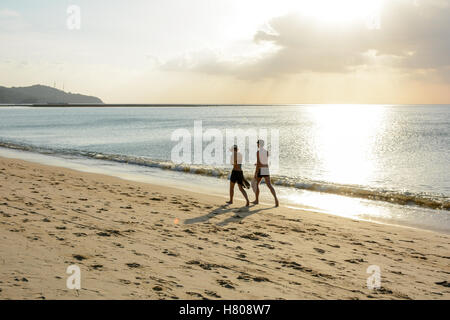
[0,156,449,299]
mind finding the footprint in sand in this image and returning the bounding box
[241,233,259,241]
[163,249,179,257]
[14,277,28,282]
[344,258,365,264]
[435,281,450,288]
[204,290,221,298]
[217,279,235,289]
[126,263,141,268]
[319,258,336,266]
[119,279,131,284]
[73,232,87,237]
[90,264,103,270]
[72,254,87,261]
[186,291,207,299]
[256,243,275,250]
[97,232,111,237]
[237,273,270,283]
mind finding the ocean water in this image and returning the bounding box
[0,105,449,232]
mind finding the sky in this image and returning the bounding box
[0,0,449,104]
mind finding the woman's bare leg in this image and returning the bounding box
[227,182,235,204]
[238,184,250,206]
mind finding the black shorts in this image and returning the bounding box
[230,170,244,185]
[257,167,270,178]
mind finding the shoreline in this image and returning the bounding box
[0,141,448,230]
[0,156,449,299]
[1,145,449,235]
[0,146,446,235]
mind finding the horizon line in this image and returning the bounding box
[1,103,450,107]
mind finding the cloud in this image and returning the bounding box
[0,9,20,18]
[160,0,450,82]
[0,8,31,32]
[160,47,276,80]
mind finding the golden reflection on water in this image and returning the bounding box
[283,190,388,221]
[307,104,386,186]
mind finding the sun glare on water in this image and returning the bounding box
[307,104,386,185]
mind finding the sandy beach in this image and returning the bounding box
[0,156,449,300]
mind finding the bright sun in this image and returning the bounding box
[297,0,383,24]
[236,0,383,39]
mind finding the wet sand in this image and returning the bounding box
[0,156,449,299]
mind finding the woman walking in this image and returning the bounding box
[226,145,250,206]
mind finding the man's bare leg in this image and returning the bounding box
[252,177,262,204]
[264,177,279,207]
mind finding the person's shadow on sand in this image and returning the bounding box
[216,206,272,226]
[183,204,272,226]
